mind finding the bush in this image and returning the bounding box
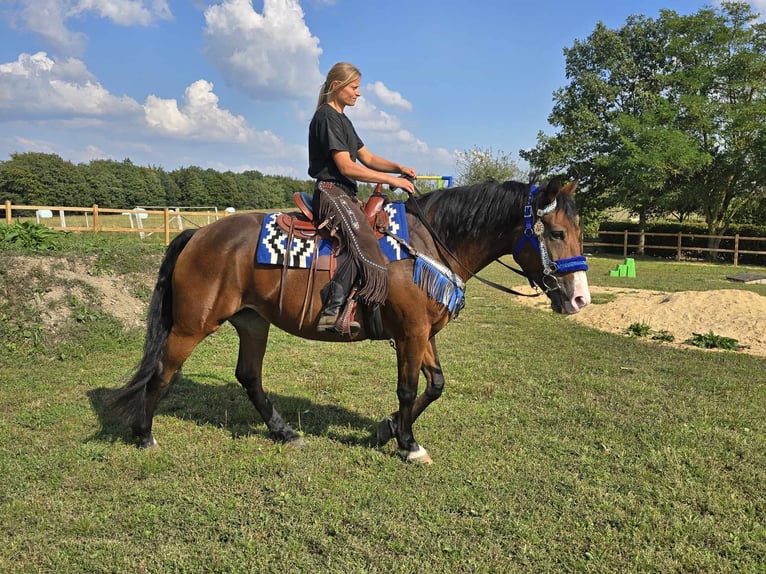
[0,221,62,251]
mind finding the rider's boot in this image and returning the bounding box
[317,265,360,334]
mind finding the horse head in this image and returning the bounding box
[512,178,591,314]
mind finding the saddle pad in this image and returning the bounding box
[256,201,411,268]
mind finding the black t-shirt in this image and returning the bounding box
[308,104,364,193]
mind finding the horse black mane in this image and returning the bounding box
[409,180,577,250]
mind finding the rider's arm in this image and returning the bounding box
[333,149,416,194]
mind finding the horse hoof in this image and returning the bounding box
[400,445,432,465]
[376,418,396,446]
[137,436,158,450]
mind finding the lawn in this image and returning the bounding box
[0,239,764,573]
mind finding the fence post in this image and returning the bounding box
[93,204,99,235]
[4,200,10,224]
[623,230,628,258]
[676,231,682,261]
[733,234,739,266]
[164,208,170,245]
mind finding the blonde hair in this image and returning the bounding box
[316,62,361,110]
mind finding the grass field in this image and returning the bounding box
[1,237,764,573]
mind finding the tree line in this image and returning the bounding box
[0,152,313,210]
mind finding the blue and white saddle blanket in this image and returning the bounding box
[255,200,464,316]
[256,201,410,267]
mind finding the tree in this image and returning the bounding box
[522,2,766,249]
[662,2,766,247]
[173,167,209,206]
[455,146,524,185]
[0,164,39,204]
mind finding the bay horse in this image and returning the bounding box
[113,178,590,463]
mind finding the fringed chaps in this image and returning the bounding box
[315,183,389,306]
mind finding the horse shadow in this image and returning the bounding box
[86,373,381,448]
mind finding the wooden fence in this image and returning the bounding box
[3,201,236,245]
[3,200,765,265]
[583,230,765,266]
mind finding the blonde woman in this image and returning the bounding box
[308,62,416,334]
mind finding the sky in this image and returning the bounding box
[1,0,764,181]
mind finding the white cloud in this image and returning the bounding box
[2,0,172,56]
[343,98,457,175]
[144,80,253,142]
[366,81,413,112]
[0,52,142,119]
[5,0,85,55]
[203,0,323,100]
[347,99,401,132]
[70,0,172,26]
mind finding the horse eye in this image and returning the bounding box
[551,230,565,240]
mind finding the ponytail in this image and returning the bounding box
[316,79,333,110]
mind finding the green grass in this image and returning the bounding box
[1,238,765,572]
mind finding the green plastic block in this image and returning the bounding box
[625,258,636,277]
[618,264,628,277]
[609,269,619,277]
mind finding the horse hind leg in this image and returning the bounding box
[114,328,206,449]
[230,309,304,448]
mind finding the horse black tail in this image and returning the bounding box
[110,229,197,424]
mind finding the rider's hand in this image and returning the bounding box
[399,165,417,179]
[393,176,415,195]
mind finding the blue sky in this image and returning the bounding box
[1,0,763,180]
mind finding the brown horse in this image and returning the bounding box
[113,178,590,463]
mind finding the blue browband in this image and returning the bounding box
[512,185,588,292]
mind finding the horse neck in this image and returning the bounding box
[415,183,526,280]
[438,234,518,280]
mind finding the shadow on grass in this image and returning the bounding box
[86,373,381,448]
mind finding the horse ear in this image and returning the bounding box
[560,180,578,195]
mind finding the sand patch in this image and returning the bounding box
[512,285,766,358]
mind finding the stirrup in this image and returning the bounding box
[317,314,341,333]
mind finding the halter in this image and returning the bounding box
[512,185,588,293]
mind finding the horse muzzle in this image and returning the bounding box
[547,269,591,314]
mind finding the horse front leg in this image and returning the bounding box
[387,335,432,464]
[378,336,443,459]
[230,310,304,447]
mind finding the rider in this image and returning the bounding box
[308,62,416,334]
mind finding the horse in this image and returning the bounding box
[112,178,591,464]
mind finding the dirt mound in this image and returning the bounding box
[513,285,766,357]
[7,256,150,333]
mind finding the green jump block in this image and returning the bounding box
[618,264,628,277]
[624,258,636,278]
[609,258,636,278]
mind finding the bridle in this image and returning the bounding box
[403,180,587,297]
[511,185,589,294]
